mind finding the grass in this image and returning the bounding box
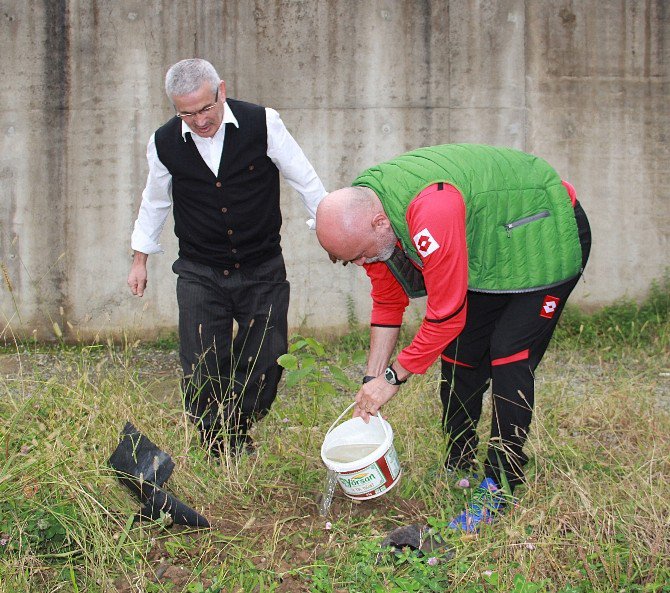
[553,272,670,357]
[0,280,668,593]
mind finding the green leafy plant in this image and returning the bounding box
[278,335,361,394]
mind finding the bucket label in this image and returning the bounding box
[385,445,400,477]
[337,461,386,495]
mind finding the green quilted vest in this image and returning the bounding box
[353,144,582,294]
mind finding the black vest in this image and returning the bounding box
[154,98,281,268]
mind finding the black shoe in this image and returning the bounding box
[230,432,256,457]
[202,431,255,459]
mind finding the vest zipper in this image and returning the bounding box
[504,210,551,237]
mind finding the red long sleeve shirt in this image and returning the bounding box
[363,180,578,375]
[364,183,469,374]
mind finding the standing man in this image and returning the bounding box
[128,59,326,456]
[316,144,590,531]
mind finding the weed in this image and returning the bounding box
[0,293,669,591]
[554,271,669,357]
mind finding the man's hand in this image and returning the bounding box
[354,376,400,423]
[128,252,149,297]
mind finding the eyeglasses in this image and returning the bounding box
[175,89,219,119]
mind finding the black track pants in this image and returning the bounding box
[440,202,591,490]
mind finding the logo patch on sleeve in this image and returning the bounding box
[413,228,440,257]
[540,295,560,319]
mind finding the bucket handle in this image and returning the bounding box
[326,401,390,440]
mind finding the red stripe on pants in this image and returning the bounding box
[441,354,474,368]
[491,349,529,366]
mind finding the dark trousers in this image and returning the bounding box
[172,254,290,445]
[440,203,591,491]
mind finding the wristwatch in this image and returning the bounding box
[384,364,406,386]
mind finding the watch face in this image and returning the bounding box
[385,367,396,384]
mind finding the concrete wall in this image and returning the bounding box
[0,0,668,340]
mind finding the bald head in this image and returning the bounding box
[316,187,397,265]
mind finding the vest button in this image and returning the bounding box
[215,181,222,188]
[231,248,237,254]
[248,164,254,171]
[221,207,227,213]
[223,270,229,276]
[234,263,240,269]
[227,229,233,236]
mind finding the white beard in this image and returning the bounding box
[365,231,396,263]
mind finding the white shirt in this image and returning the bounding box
[131,102,326,254]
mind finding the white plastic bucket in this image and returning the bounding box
[321,402,401,500]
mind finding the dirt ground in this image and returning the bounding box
[0,347,430,591]
[2,345,668,592]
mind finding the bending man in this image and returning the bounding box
[316,144,590,531]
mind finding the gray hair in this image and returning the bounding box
[341,186,378,229]
[165,58,220,98]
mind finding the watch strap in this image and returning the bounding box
[384,364,407,385]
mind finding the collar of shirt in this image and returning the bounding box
[180,100,240,142]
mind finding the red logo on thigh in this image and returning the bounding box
[540,295,560,319]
